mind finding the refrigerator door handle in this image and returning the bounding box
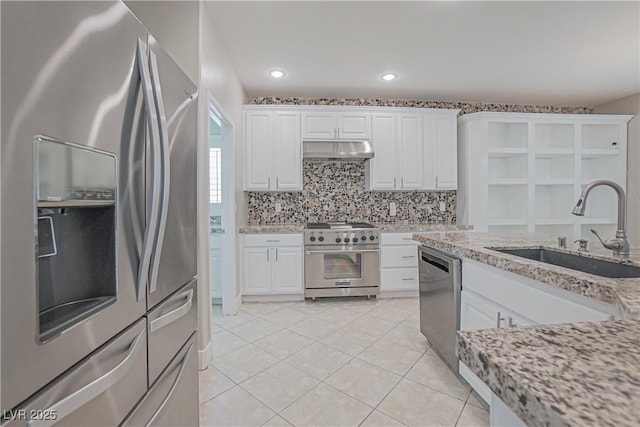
[27,331,145,427]
[144,342,194,427]
[149,288,194,333]
[148,48,171,295]
[136,37,162,301]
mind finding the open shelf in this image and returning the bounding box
[535,148,575,157]
[534,123,574,150]
[582,124,620,150]
[535,224,573,238]
[487,147,528,156]
[489,179,528,185]
[535,218,574,225]
[578,217,616,225]
[488,122,528,149]
[535,184,575,222]
[488,224,528,234]
[488,184,527,225]
[535,153,574,182]
[488,153,527,180]
[581,149,620,158]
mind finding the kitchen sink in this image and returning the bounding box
[487,248,640,279]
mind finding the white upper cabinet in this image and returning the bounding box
[366,110,458,190]
[244,110,302,191]
[301,112,371,140]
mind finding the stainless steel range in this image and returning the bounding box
[304,222,380,300]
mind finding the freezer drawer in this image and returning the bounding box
[122,333,198,427]
[2,319,147,427]
[146,279,197,386]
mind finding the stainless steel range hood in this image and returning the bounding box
[303,140,374,160]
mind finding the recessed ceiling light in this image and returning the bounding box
[269,69,286,79]
[381,73,397,81]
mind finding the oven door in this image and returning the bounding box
[304,246,380,289]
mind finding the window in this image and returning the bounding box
[209,148,221,204]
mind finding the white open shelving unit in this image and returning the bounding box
[457,112,631,241]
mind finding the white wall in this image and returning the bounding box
[594,93,640,247]
[198,1,247,358]
[124,0,199,83]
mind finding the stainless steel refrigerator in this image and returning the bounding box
[1,2,199,425]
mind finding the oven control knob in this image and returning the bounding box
[352,237,359,243]
[309,236,316,242]
[344,238,350,243]
[361,235,367,241]
[335,237,342,243]
[369,235,375,241]
[318,236,324,241]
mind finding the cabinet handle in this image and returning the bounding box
[275,248,278,261]
[435,176,439,187]
[496,312,505,328]
[394,177,397,188]
[402,277,415,281]
[268,176,271,189]
[508,317,517,328]
[266,248,269,261]
[401,177,404,188]
[276,176,279,188]
[402,238,414,241]
[266,240,280,242]
[402,255,416,259]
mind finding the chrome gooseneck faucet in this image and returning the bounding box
[571,179,630,257]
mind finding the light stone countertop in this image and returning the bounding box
[239,224,304,234]
[413,231,640,427]
[239,222,470,234]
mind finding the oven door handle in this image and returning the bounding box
[305,249,380,254]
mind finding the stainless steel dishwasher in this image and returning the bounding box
[418,245,462,373]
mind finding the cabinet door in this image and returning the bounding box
[397,114,424,189]
[245,112,272,190]
[460,290,503,330]
[272,246,304,294]
[273,111,302,190]
[337,112,371,139]
[368,113,397,190]
[242,247,272,294]
[301,112,336,139]
[434,115,457,188]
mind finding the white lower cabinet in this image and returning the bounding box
[458,257,618,412]
[380,232,419,293]
[241,234,304,297]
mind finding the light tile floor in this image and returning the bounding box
[200,297,489,427]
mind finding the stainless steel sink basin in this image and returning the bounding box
[487,248,640,279]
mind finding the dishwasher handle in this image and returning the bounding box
[420,250,450,274]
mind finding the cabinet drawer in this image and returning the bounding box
[380,232,419,246]
[380,245,419,268]
[381,267,418,291]
[463,258,615,324]
[243,233,303,247]
[147,279,197,386]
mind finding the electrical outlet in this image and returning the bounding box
[439,202,446,212]
[389,202,397,217]
[275,203,282,212]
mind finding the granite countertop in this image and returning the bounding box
[239,224,304,233]
[239,222,471,234]
[376,222,472,232]
[412,231,640,427]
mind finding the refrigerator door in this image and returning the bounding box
[146,36,198,309]
[1,1,147,411]
[3,319,147,427]
[146,279,197,386]
[121,333,199,427]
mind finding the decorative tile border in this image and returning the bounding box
[247,96,592,115]
[248,161,456,224]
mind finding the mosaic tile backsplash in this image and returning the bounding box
[248,162,456,225]
[247,96,592,115]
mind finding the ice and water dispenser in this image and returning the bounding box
[35,137,117,341]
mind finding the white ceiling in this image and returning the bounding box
[206,1,640,107]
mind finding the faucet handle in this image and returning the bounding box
[574,238,589,252]
[590,229,623,250]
